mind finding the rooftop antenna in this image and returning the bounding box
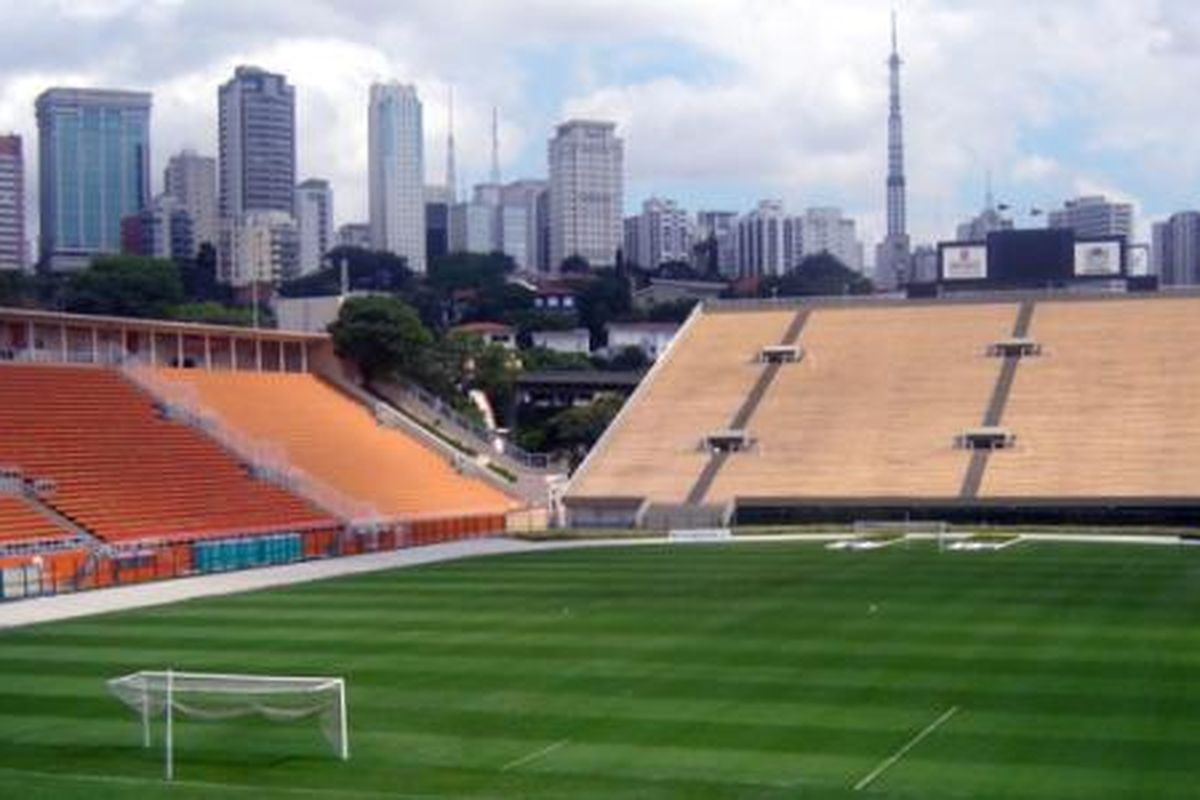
[490,106,501,185]
[985,169,995,212]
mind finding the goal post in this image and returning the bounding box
[852,519,950,549]
[108,670,349,780]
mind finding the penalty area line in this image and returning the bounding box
[852,705,960,792]
[500,738,570,772]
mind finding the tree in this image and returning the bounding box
[548,393,625,466]
[278,247,413,298]
[576,268,633,345]
[179,243,224,303]
[760,253,874,297]
[559,254,591,274]
[329,295,434,383]
[63,256,184,318]
[168,302,256,326]
[607,345,650,372]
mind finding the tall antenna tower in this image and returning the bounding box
[446,85,457,203]
[490,106,501,185]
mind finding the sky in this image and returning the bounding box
[4,0,1200,260]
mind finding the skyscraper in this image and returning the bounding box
[799,207,864,273]
[624,197,692,270]
[368,82,426,273]
[0,135,25,271]
[295,178,333,276]
[36,88,151,270]
[1047,195,1133,239]
[874,13,910,289]
[164,150,217,253]
[548,120,624,270]
[1152,212,1200,286]
[218,67,296,219]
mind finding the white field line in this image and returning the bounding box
[852,705,960,792]
[0,766,444,799]
[499,738,569,772]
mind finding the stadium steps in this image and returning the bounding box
[685,308,812,506]
[959,300,1037,498]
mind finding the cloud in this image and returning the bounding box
[2,0,1199,260]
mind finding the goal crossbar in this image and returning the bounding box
[108,670,349,781]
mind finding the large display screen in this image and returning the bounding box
[987,229,1075,282]
[1073,239,1123,276]
[940,244,988,281]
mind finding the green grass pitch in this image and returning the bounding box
[1,541,1199,799]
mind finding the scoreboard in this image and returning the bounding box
[938,229,1126,287]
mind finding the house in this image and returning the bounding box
[605,322,680,361]
[632,277,727,311]
[531,328,591,355]
[450,321,517,350]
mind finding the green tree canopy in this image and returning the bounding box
[64,256,185,318]
[329,295,434,383]
[760,253,874,298]
[278,247,414,298]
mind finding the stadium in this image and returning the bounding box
[4,235,1200,798]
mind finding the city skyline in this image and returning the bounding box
[3,2,1200,256]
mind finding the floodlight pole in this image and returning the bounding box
[165,668,174,781]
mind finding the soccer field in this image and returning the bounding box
[1,541,1198,799]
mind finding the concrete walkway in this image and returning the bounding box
[1,531,1184,631]
[0,538,550,631]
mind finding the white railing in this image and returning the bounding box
[120,364,387,529]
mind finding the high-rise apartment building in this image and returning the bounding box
[1047,195,1133,239]
[695,211,738,277]
[624,197,692,270]
[799,207,864,272]
[502,179,549,272]
[1152,212,1200,286]
[548,120,623,270]
[36,88,151,270]
[295,178,333,276]
[368,82,426,273]
[736,200,797,278]
[0,135,25,270]
[336,223,371,250]
[121,194,193,262]
[223,210,298,287]
[218,67,295,219]
[164,150,217,253]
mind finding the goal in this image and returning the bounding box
[108,670,349,780]
[853,519,951,548]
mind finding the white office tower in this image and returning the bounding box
[1047,195,1134,239]
[1152,212,1200,286]
[548,120,623,270]
[800,207,864,272]
[164,150,217,253]
[221,211,299,287]
[736,200,795,278]
[368,83,426,273]
[624,197,692,270]
[295,179,333,276]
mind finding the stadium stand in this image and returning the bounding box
[568,308,798,504]
[157,370,519,529]
[565,293,1200,527]
[0,364,336,543]
[0,495,71,546]
[704,302,1017,502]
[982,297,1200,498]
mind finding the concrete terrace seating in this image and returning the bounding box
[0,495,70,546]
[706,303,1018,502]
[0,365,335,543]
[158,370,518,519]
[569,308,798,504]
[981,297,1200,498]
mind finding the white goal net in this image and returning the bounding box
[108,670,348,780]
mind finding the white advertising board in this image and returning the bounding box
[1074,240,1122,276]
[941,244,988,281]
